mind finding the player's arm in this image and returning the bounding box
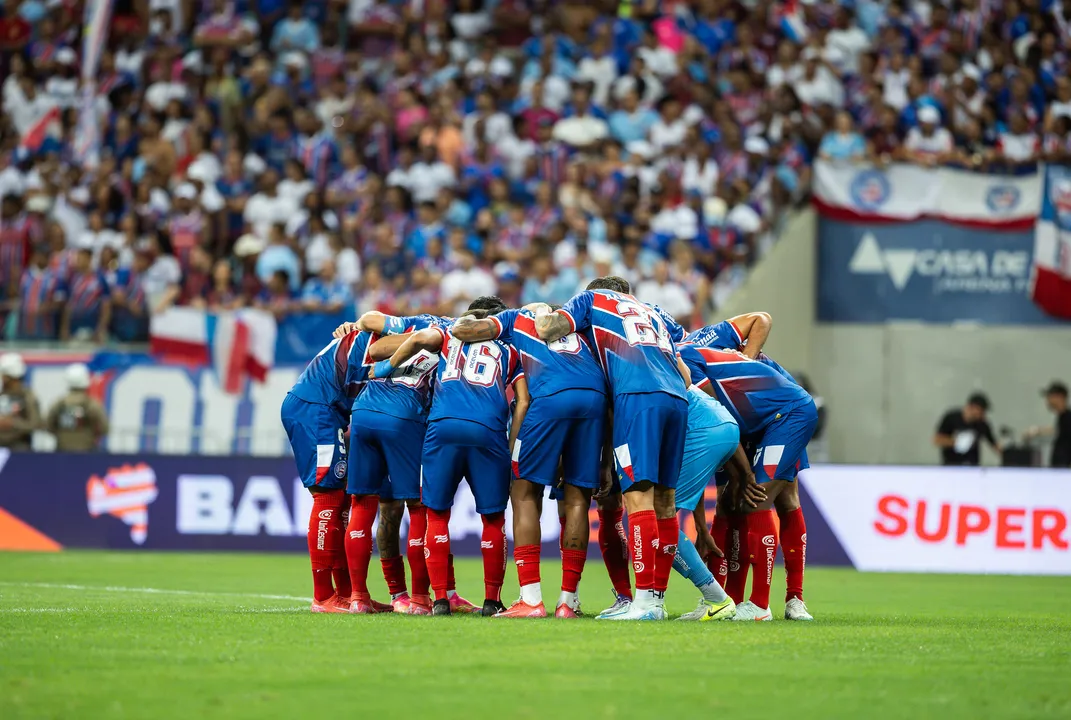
[595,405,616,499]
[725,444,765,508]
[677,355,691,385]
[367,334,409,361]
[451,315,501,342]
[534,306,574,342]
[371,328,445,379]
[508,376,530,457]
[692,496,722,560]
[727,312,772,359]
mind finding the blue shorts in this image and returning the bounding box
[676,389,740,511]
[513,388,606,489]
[348,409,425,501]
[421,418,510,514]
[611,392,688,492]
[281,393,348,490]
[752,400,818,483]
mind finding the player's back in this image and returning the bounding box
[289,330,374,413]
[352,315,450,422]
[686,320,797,382]
[679,344,811,435]
[428,326,522,434]
[561,290,685,400]
[491,308,605,398]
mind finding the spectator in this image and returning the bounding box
[520,253,572,306]
[905,106,954,166]
[636,260,695,322]
[819,112,867,162]
[61,247,111,342]
[441,247,496,316]
[255,225,302,292]
[271,3,320,55]
[934,393,1002,466]
[46,363,109,452]
[1025,382,1071,468]
[0,353,39,451]
[301,257,354,313]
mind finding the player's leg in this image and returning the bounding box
[649,395,689,616]
[495,478,547,617]
[419,420,465,615]
[674,414,738,621]
[497,405,553,617]
[379,415,430,613]
[345,410,388,613]
[595,487,633,615]
[556,398,603,617]
[772,405,818,621]
[281,395,348,613]
[468,429,511,617]
[708,472,731,587]
[734,480,789,621]
[377,498,406,610]
[405,499,432,614]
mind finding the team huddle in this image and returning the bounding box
[280,275,818,622]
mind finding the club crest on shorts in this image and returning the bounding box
[333,460,347,478]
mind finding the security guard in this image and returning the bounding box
[46,363,109,452]
[0,352,40,450]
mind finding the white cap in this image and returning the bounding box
[0,352,26,379]
[917,105,941,125]
[744,136,770,155]
[66,363,91,390]
[174,183,198,200]
[55,47,77,66]
[234,233,266,257]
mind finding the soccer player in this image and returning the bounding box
[685,314,813,621]
[339,307,480,615]
[679,342,818,622]
[281,329,379,613]
[535,277,688,621]
[450,302,607,618]
[372,302,528,616]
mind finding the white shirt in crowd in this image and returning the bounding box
[825,27,871,74]
[767,62,803,89]
[883,68,912,110]
[408,160,457,203]
[637,46,678,78]
[651,205,699,242]
[143,253,182,310]
[464,54,513,79]
[794,67,844,108]
[278,178,314,207]
[905,127,954,156]
[496,133,536,180]
[576,55,618,106]
[682,157,719,197]
[244,192,298,239]
[997,132,1039,162]
[440,266,497,315]
[635,279,694,321]
[648,117,688,151]
[463,111,512,146]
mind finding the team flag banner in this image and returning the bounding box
[813,161,1040,230]
[1031,164,1071,319]
[150,307,277,394]
[73,0,114,167]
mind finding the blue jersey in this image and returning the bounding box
[289,330,374,413]
[648,304,686,343]
[352,314,450,423]
[489,308,605,399]
[427,326,524,434]
[679,344,811,435]
[685,320,796,381]
[560,290,686,400]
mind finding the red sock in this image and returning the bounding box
[746,510,779,610]
[598,507,632,599]
[628,509,658,591]
[381,556,407,596]
[406,506,430,597]
[345,495,378,598]
[425,509,451,601]
[780,507,806,602]
[308,490,345,602]
[561,549,586,593]
[725,514,749,604]
[515,543,541,588]
[481,512,507,602]
[653,516,678,593]
[447,554,457,592]
[331,493,351,598]
[709,513,730,588]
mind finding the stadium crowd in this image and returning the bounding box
[1,0,1070,343]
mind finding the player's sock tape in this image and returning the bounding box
[373,359,395,378]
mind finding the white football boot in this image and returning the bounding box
[732,600,772,621]
[784,597,814,621]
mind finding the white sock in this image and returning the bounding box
[558,590,578,609]
[699,580,728,604]
[391,592,407,601]
[520,583,542,605]
[636,589,665,606]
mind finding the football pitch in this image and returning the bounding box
[1,552,1069,719]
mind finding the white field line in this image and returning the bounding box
[0,606,305,614]
[0,581,310,603]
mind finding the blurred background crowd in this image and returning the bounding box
[1,0,1069,343]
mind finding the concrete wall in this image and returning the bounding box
[715,209,1071,466]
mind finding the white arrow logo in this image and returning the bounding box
[848,232,917,290]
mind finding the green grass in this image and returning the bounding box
[1,552,1070,720]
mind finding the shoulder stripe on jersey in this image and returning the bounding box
[694,376,712,389]
[558,309,577,334]
[729,321,744,345]
[489,315,504,338]
[433,326,449,346]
